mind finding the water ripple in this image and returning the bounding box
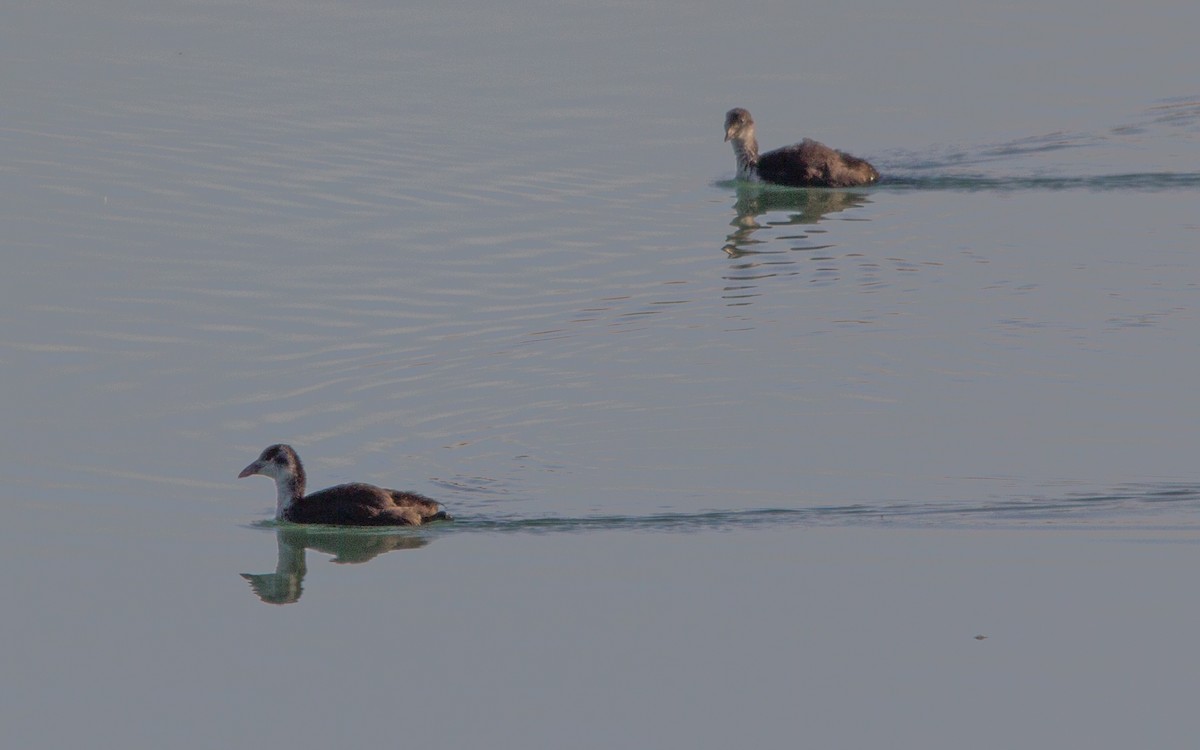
[877,171,1200,192]
[430,483,1200,535]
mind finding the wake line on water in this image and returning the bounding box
[875,172,1200,193]
[716,171,1200,196]
[440,484,1200,534]
[246,484,1200,536]
[866,101,1200,193]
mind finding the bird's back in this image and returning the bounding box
[285,483,446,526]
[759,139,878,188]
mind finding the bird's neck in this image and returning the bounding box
[274,474,305,519]
[730,132,760,180]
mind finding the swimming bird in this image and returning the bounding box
[238,444,451,526]
[724,107,879,188]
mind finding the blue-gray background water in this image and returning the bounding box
[4,1,1200,747]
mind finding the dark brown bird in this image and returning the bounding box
[724,107,879,188]
[238,444,450,526]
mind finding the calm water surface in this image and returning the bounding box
[4,1,1200,747]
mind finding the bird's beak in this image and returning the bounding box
[238,461,262,479]
[724,129,732,142]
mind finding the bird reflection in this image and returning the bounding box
[241,525,430,605]
[723,183,871,257]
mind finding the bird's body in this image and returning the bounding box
[238,444,450,526]
[282,483,447,526]
[724,108,878,188]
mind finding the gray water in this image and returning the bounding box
[5,0,1200,747]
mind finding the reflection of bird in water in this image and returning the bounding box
[724,108,878,187]
[724,183,871,257]
[238,444,451,526]
[242,525,430,605]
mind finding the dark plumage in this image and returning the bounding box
[238,444,451,526]
[724,107,879,188]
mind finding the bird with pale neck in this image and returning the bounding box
[238,444,450,526]
[724,107,879,188]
